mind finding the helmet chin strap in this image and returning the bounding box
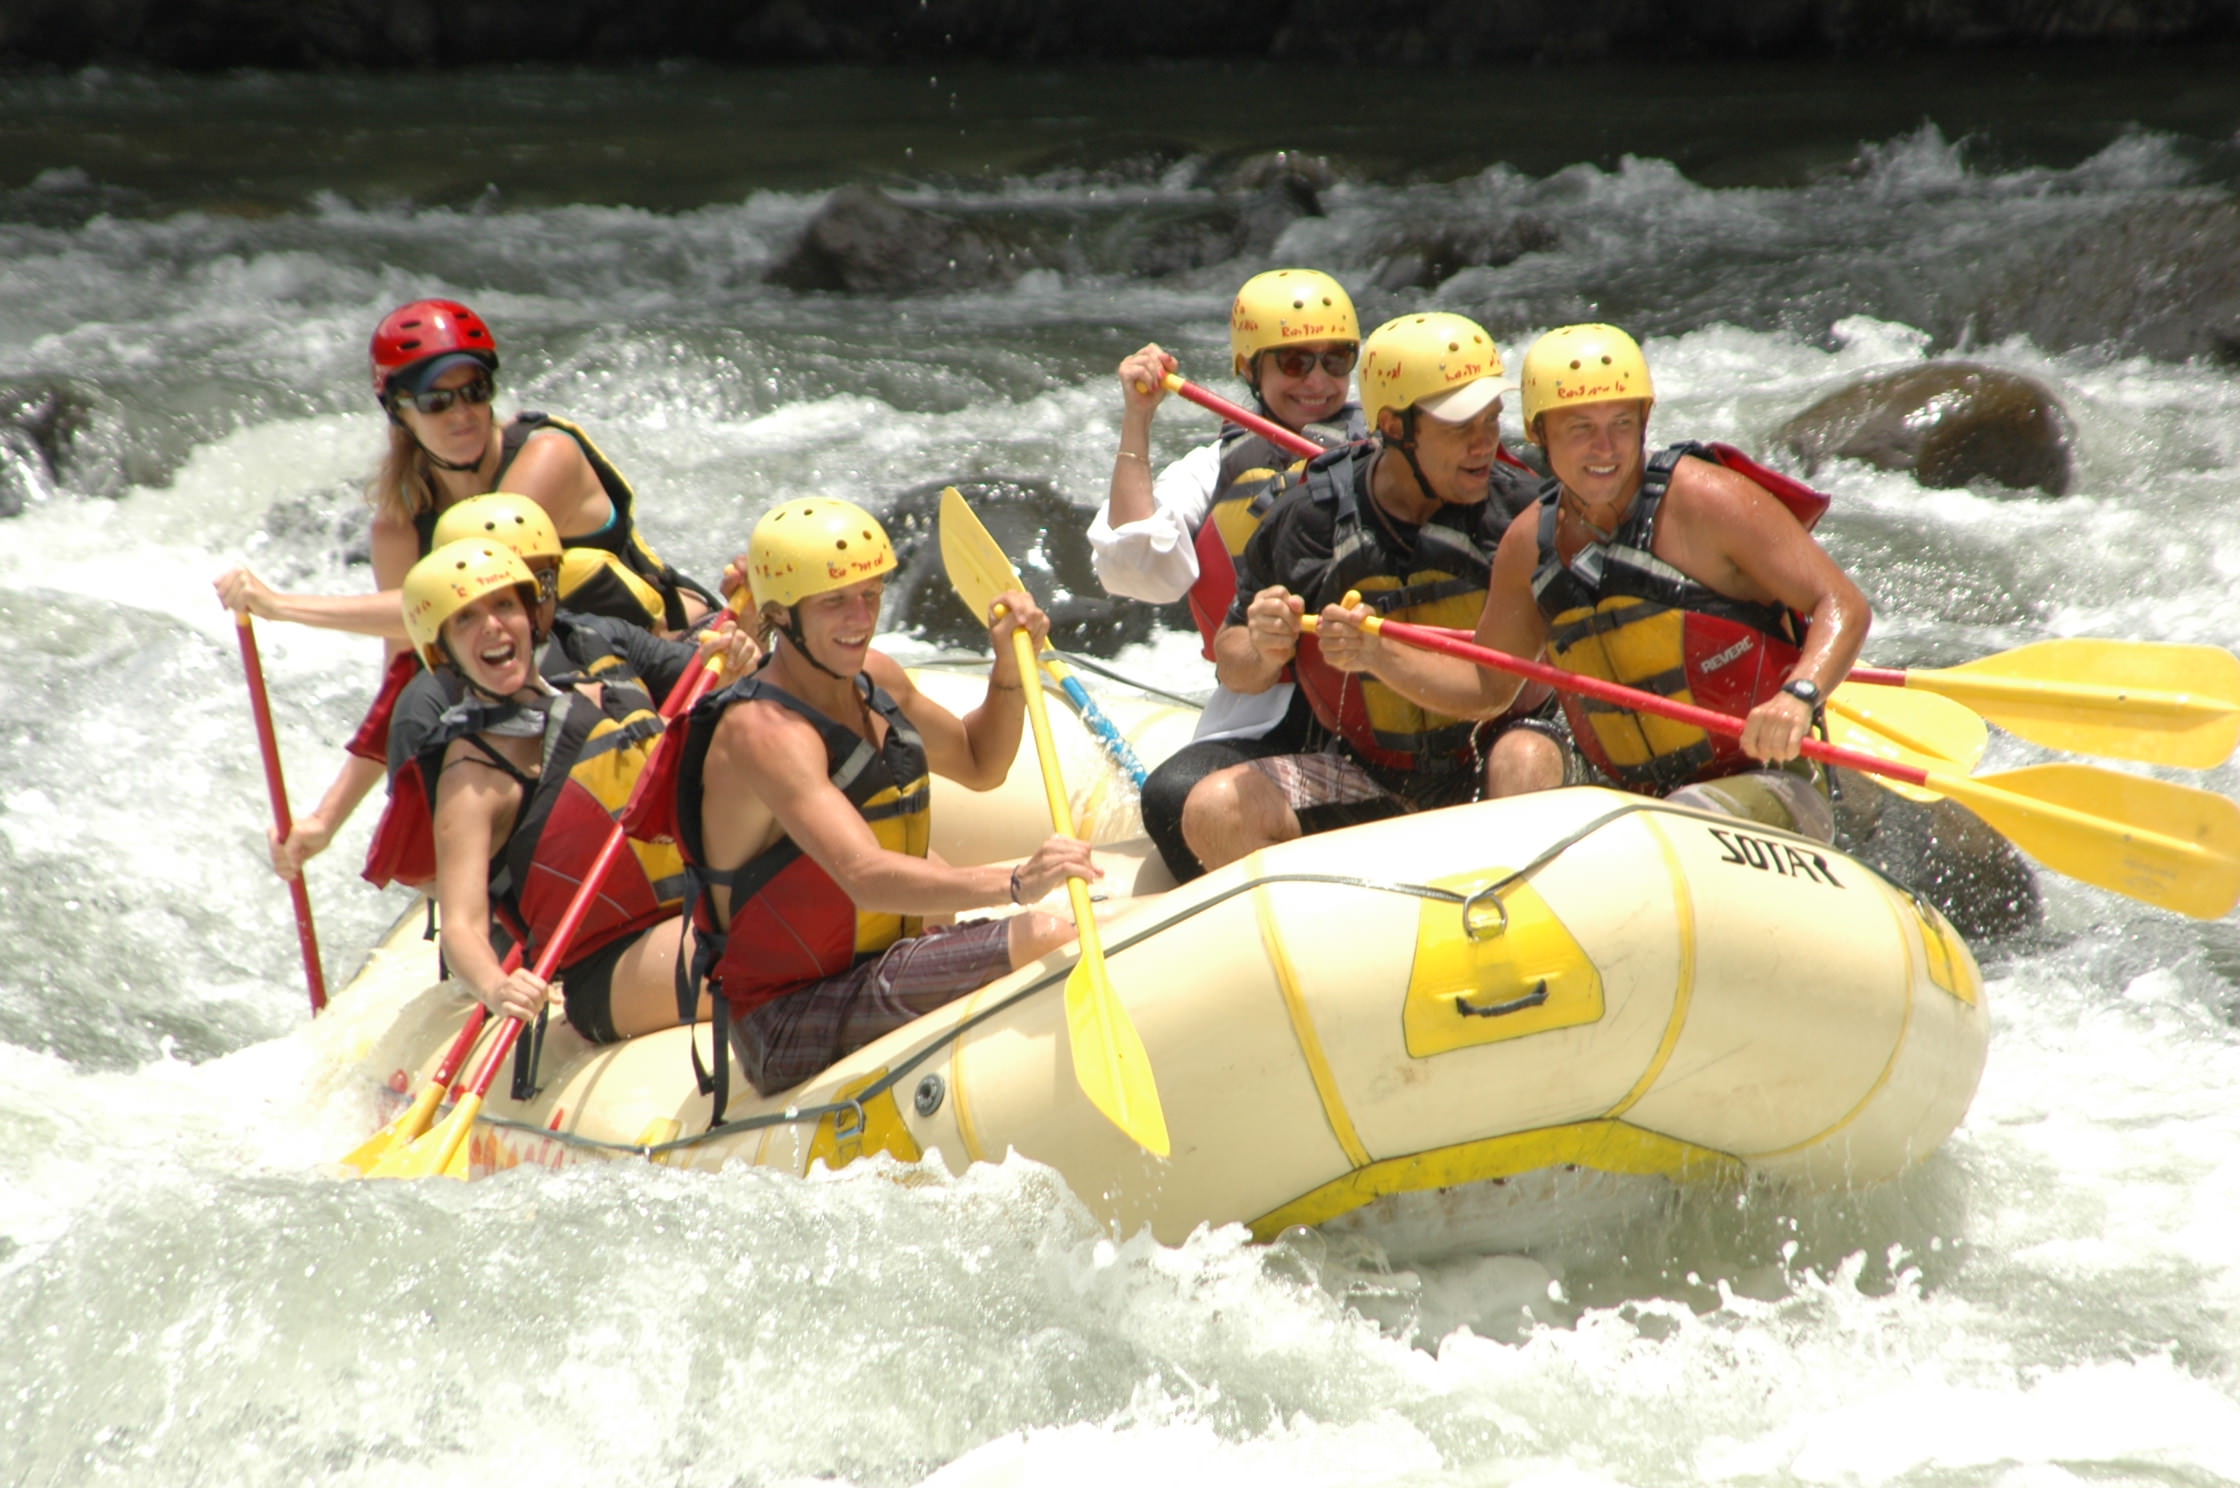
[1390,409,1448,507]
[778,607,854,682]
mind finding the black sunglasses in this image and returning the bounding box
[394,376,495,416]
[1263,344,1359,380]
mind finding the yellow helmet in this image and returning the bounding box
[1230,269,1359,377]
[1359,312,1508,426]
[1519,323,1655,437]
[402,539,539,671]
[749,497,897,609]
[430,492,563,605]
[431,492,563,569]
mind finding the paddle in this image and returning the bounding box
[1310,608,2240,921]
[338,997,491,1174]
[1158,373,1324,461]
[1848,639,2240,769]
[368,632,737,1181]
[935,487,1148,787]
[939,489,1170,1155]
[233,613,327,1014]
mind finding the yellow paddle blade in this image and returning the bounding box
[1063,881,1170,1157]
[1827,683,1987,801]
[337,1082,445,1176]
[1929,762,2240,920]
[1914,639,2240,769]
[367,1093,482,1181]
[1002,614,1168,1155]
[938,485,1026,627]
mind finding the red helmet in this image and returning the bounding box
[369,299,499,402]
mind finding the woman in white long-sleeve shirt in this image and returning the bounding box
[1087,269,1365,881]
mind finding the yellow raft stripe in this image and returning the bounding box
[945,982,993,1166]
[1249,1118,1742,1240]
[1253,863,1373,1169]
[1744,888,1921,1163]
[1602,812,1696,1121]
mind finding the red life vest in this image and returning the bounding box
[1529,442,1825,795]
[675,670,933,1019]
[416,669,688,970]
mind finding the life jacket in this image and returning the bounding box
[1286,445,1545,777]
[675,670,934,1020]
[363,613,673,891]
[411,412,718,633]
[1529,441,1827,795]
[410,650,689,968]
[1184,404,1367,657]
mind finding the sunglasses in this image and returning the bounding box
[1262,344,1359,380]
[394,376,495,416]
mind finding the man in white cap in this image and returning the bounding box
[1178,312,1568,871]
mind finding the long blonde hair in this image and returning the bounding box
[366,423,445,528]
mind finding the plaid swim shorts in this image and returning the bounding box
[731,917,1017,1096]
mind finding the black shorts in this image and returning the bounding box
[557,923,660,1045]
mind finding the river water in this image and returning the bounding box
[3,58,2239,1487]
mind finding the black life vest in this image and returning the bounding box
[1286,445,1546,775]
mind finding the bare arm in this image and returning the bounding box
[211,513,421,640]
[1213,585,1303,694]
[882,589,1046,792]
[431,745,548,1021]
[1664,457,1872,761]
[1106,344,1177,528]
[712,698,1096,917]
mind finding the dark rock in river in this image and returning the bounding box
[882,476,1160,658]
[766,186,1021,296]
[768,174,1321,295]
[1774,362,2076,497]
[1832,771,2043,943]
[1972,200,2240,368]
[0,378,95,517]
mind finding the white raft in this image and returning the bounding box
[318,666,1989,1246]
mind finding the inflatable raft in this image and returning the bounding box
[319,666,1989,1246]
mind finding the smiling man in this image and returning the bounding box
[1320,322,1872,841]
[1175,312,1567,872]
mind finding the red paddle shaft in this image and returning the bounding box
[234,615,327,1013]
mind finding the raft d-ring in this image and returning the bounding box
[831,1098,867,1144]
[1461,883,1512,943]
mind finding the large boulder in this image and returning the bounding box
[1774,362,2075,497]
[881,476,1161,657]
[768,168,1322,295]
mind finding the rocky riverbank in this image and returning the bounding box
[5,0,2236,69]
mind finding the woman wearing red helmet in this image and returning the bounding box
[212,297,718,883]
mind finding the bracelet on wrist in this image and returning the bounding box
[1008,865,1026,905]
[1115,449,1148,464]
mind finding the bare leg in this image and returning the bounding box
[1005,909,1080,966]
[606,919,710,1040]
[1179,761,1300,874]
[1484,729,1567,799]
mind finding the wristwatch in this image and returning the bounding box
[1779,678,1824,711]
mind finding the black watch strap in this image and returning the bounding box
[1780,678,1824,711]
